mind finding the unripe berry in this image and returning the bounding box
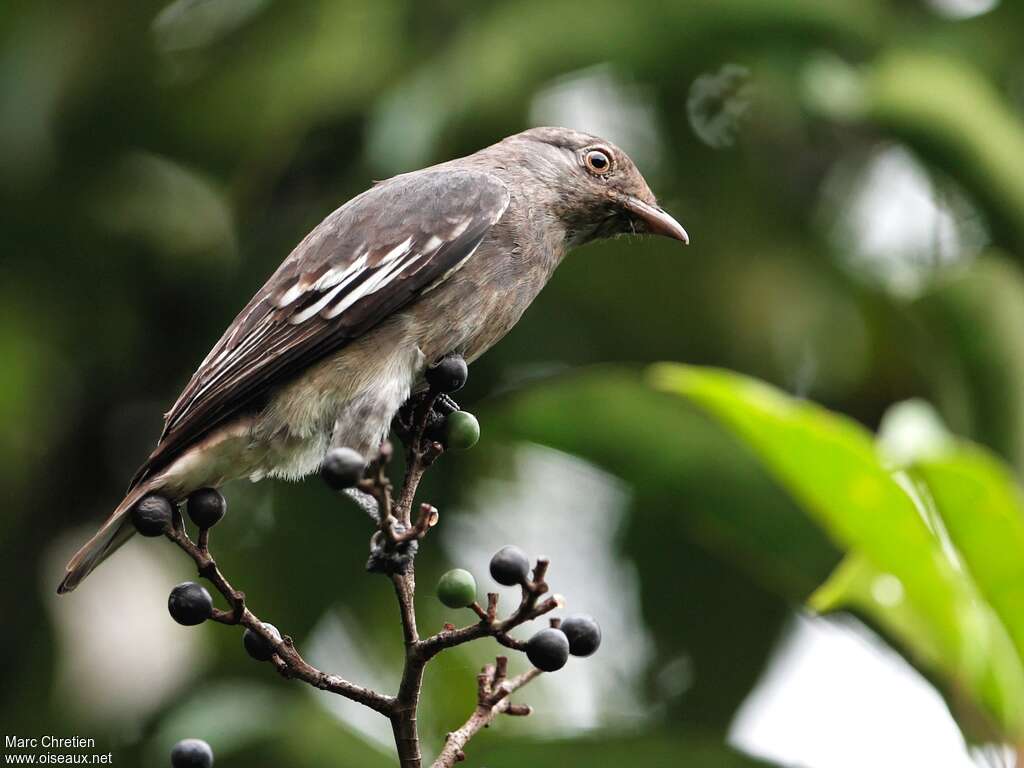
[132,494,174,537]
[526,627,570,672]
[436,568,477,608]
[445,411,480,451]
[320,447,365,490]
[242,623,282,662]
[168,582,213,626]
[560,614,602,656]
[187,488,226,529]
[170,738,213,768]
[425,356,468,393]
[489,545,530,586]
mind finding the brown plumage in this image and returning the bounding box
[58,126,687,594]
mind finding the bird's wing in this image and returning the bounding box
[131,169,510,487]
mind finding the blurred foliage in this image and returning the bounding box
[5,0,1024,766]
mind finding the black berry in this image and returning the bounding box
[425,356,468,393]
[170,738,213,768]
[526,627,570,672]
[242,623,282,662]
[132,494,174,537]
[560,615,602,656]
[321,447,365,490]
[168,582,213,626]
[489,545,530,586]
[187,488,226,529]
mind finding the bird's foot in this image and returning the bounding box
[393,391,461,450]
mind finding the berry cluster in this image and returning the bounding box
[136,489,228,627]
[436,545,602,672]
[131,354,603,767]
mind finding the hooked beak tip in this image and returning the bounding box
[622,196,689,245]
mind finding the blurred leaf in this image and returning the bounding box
[866,52,1024,246]
[912,255,1024,471]
[809,553,945,668]
[651,363,1024,737]
[488,368,837,598]
[914,446,1024,666]
[89,151,237,266]
[153,0,271,53]
[486,368,836,728]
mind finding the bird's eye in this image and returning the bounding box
[584,148,613,175]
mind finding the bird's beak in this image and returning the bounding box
[622,196,689,244]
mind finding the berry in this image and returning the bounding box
[132,494,174,537]
[526,627,570,672]
[168,582,213,626]
[242,623,282,662]
[170,738,214,768]
[445,411,480,451]
[321,447,365,490]
[187,488,226,529]
[425,356,468,393]
[560,615,602,656]
[436,568,477,608]
[489,545,530,586]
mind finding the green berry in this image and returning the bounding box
[445,411,480,451]
[436,568,477,608]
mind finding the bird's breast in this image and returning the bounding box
[409,235,561,365]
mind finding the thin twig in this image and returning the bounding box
[164,521,395,715]
[160,367,556,768]
[431,660,542,768]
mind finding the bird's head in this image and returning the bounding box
[498,126,688,248]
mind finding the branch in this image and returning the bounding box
[146,355,594,768]
[431,658,542,768]
[416,560,562,660]
[164,513,395,715]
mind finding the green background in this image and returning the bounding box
[3,0,1024,765]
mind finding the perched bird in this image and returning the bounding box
[58,126,688,593]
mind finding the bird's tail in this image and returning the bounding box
[57,483,155,594]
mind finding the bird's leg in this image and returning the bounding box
[394,348,466,453]
[393,392,460,451]
[392,392,428,447]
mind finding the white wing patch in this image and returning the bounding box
[322,252,419,319]
[280,232,460,325]
[312,252,368,292]
[378,237,413,266]
[173,212,493,422]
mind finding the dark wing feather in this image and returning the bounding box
[130,169,510,487]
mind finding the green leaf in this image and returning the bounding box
[650,363,1024,737]
[915,446,1024,666]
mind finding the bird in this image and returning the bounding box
[58,126,688,593]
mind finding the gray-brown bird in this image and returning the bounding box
[58,126,688,593]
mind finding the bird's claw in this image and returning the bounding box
[392,392,460,449]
